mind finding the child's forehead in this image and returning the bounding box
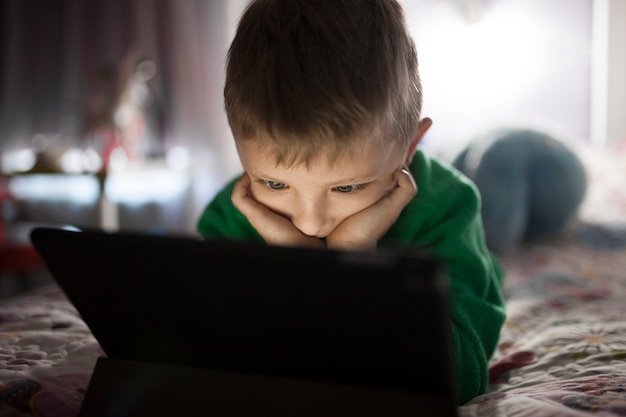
[236,132,405,173]
[237,132,402,167]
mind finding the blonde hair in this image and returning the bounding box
[224,0,422,165]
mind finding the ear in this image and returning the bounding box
[405,117,433,165]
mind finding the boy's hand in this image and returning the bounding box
[231,173,326,249]
[326,168,417,251]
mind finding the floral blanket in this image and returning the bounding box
[462,227,626,416]
[1,144,625,417]
[0,286,102,415]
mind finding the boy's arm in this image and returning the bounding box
[382,152,506,404]
[440,190,505,404]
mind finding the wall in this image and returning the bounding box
[401,0,593,158]
[591,0,626,145]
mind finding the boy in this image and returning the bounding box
[197,0,505,405]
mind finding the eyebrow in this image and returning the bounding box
[246,155,389,187]
[331,176,376,186]
[252,170,378,187]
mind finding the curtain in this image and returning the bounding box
[0,0,242,178]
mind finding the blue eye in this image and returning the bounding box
[334,184,365,193]
[265,180,287,190]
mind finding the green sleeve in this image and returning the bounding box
[381,151,506,404]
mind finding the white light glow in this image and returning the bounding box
[105,170,189,205]
[419,7,547,116]
[109,147,128,171]
[402,0,590,152]
[166,146,191,170]
[59,148,84,173]
[8,175,100,204]
[1,149,36,174]
[82,148,103,173]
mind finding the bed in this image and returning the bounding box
[1,143,625,416]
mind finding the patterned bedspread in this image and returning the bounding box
[1,144,625,416]
[462,228,626,416]
[0,286,101,415]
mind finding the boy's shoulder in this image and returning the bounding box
[381,149,482,247]
[410,149,480,200]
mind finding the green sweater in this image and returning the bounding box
[197,149,506,404]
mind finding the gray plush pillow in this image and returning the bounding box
[453,128,587,255]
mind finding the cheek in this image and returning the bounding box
[331,194,380,220]
[339,180,397,218]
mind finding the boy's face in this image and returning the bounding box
[236,138,408,239]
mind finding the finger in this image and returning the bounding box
[232,172,251,197]
[388,167,418,207]
[396,167,417,190]
[231,173,254,214]
[231,173,277,224]
[232,173,280,224]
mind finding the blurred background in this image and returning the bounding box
[0,0,624,262]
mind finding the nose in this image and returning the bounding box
[291,196,331,238]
